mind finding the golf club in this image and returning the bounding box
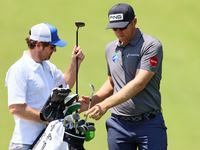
[85,84,95,124]
[63,114,74,127]
[72,113,80,121]
[75,21,85,97]
[64,102,81,117]
[77,119,85,126]
[64,94,78,107]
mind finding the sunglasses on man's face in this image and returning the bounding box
[112,22,131,31]
[49,44,56,50]
[113,26,128,31]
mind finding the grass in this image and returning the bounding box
[0,0,200,149]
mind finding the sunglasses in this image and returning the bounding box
[112,22,131,31]
[49,44,56,50]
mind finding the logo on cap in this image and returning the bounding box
[109,14,123,21]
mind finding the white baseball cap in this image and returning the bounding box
[30,23,67,47]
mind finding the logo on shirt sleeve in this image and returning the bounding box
[112,53,118,62]
[150,57,158,67]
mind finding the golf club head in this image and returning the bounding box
[64,115,74,123]
[86,125,96,132]
[51,87,71,102]
[86,122,95,126]
[77,124,95,135]
[77,126,86,133]
[72,113,80,121]
[64,94,78,107]
[77,124,87,133]
[89,84,95,99]
[64,102,81,116]
[69,122,74,130]
[75,22,85,28]
[89,84,95,91]
[84,130,95,142]
[77,119,86,126]
[84,122,95,142]
[63,114,74,127]
[84,84,95,124]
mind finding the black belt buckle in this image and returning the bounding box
[149,112,156,119]
[148,109,161,119]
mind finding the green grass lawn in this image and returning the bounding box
[0,0,199,149]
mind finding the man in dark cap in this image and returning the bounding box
[79,3,167,150]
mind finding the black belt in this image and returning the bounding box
[111,109,161,122]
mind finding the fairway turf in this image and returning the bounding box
[0,0,200,149]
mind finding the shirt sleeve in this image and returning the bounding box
[5,66,27,106]
[137,39,163,73]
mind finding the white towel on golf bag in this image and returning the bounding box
[32,120,65,150]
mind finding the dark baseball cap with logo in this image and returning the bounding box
[106,3,135,29]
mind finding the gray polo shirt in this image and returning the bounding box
[105,28,163,116]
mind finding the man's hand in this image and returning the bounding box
[78,95,90,113]
[84,103,108,121]
[72,45,85,65]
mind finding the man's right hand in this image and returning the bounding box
[78,95,90,113]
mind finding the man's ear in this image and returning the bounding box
[36,41,41,49]
[133,17,137,26]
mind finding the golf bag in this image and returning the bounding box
[29,120,85,150]
[29,87,95,150]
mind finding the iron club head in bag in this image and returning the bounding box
[63,114,74,127]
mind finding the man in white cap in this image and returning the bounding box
[79,3,167,150]
[6,23,85,150]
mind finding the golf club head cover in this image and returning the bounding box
[40,87,71,122]
[84,122,95,142]
[63,130,85,150]
[84,130,95,142]
[64,102,81,117]
[64,94,79,107]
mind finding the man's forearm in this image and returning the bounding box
[64,61,78,89]
[9,104,47,123]
[91,77,114,107]
[100,69,155,110]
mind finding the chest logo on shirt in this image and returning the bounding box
[150,57,158,67]
[127,53,140,57]
[112,53,118,62]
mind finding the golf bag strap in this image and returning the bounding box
[28,128,46,150]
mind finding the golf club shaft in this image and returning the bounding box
[76,57,78,97]
[85,88,94,123]
[84,99,91,124]
[76,28,79,97]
